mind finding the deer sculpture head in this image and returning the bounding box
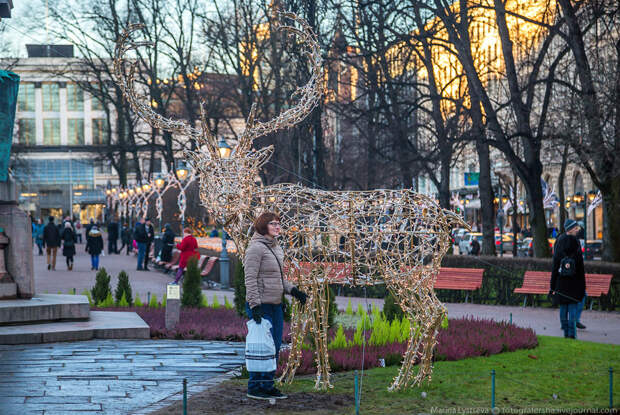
[114,12,323,227]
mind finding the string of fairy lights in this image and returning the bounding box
[105,162,195,226]
[114,11,466,392]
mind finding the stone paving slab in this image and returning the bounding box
[0,294,90,324]
[0,339,244,414]
[0,311,150,344]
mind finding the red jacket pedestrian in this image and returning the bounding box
[176,228,199,269]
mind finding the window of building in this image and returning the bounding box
[67,84,84,111]
[91,94,104,110]
[42,83,60,111]
[18,83,35,112]
[43,119,61,145]
[94,160,112,175]
[67,119,84,145]
[143,158,162,174]
[18,118,36,145]
[92,119,107,145]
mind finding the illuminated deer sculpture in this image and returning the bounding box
[114,12,467,391]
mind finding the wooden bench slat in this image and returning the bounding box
[514,271,613,299]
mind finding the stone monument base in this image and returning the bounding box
[0,282,16,299]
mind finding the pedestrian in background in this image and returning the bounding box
[75,220,82,243]
[61,222,76,271]
[86,224,104,271]
[143,218,155,271]
[470,238,480,256]
[120,223,132,255]
[549,219,586,339]
[43,216,61,270]
[134,218,148,270]
[32,218,45,255]
[173,228,199,284]
[107,217,119,254]
[160,223,175,263]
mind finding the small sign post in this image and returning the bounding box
[165,283,181,329]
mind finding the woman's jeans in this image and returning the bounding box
[173,267,185,283]
[576,292,587,323]
[245,302,283,393]
[559,303,579,338]
[91,255,100,270]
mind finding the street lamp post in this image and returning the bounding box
[218,138,232,290]
[176,161,190,230]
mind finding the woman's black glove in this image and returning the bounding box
[251,306,263,324]
[291,287,307,306]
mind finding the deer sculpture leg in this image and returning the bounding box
[308,275,332,390]
[385,271,446,391]
[278,290,310,385]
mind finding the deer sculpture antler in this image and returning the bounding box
[114,12,323,159]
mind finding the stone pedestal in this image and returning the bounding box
[165,283,181,330]
[0,179,35,299]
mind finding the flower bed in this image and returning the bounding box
[94,306,537,375]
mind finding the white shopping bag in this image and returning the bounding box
[245,319,276,372]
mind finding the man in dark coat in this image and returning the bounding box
[120,223,132,255]
[143,218,155,271]
[160,223,176,262]
[470,238,481,256]
[134,218,148,270]
[43,216,61,270]
[107,218,119,254]
[549,219,586,339]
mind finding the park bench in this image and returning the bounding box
[514,271,613,309]
[433,267,485,303]
[163,250,181,273]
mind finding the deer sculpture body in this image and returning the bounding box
[114,12,467,391]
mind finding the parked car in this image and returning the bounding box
[584,240,602,260]
[494,233,515,253]
[522,237,556,257]
[460,232,483,255]
[452,228,469,246]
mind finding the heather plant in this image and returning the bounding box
[212,294,220,308]
[345,299,354,315]
[134,294,143,307]
[161,294,167,307]
[118,293,129,307]
[199,293,209,308]
[114,271,133,306]
[148,294,159,308]
[91,268,111,305]
[356,303,365,316]
[224,297,233,310]
[369,313,390,346]
[181,256,201,307]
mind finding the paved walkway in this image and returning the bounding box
[0,339,244,415]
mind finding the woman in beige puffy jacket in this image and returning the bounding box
[244,211,307,401]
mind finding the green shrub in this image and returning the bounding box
[282,295,292,322]
[345,299,353,315]
[233,261,246,317]
[97,292,114,308]
[114,271,133,306]
[81,289,93,306]
[387,318,401,343]
[199,293,209,308]
[400,317,411,342]
[181,256,201,307]
[91,268,111,305]
[328,324,347,350]
[117,293,129,307]
[383,292,404,322]
[148,294,159,308]
[161,294,167,307]
[327,286,338,329]
[224,296,233,310]
[134,294,143,307]
[212,294,220,308]
[356,303,365,316]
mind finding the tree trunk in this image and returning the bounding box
[476,138,496,255]
[558,144,569,233]
[601,176,620,262]
[525,177,551,257]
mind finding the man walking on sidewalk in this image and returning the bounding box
[134,217,148,271]
[43,216,61,270]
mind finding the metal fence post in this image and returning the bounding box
[355,370,359,415]
[610,367,613,409]
[183,378,187,415]
[491,369,496,410]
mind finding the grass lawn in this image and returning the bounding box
[205,335,618,415]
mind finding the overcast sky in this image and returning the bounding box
[2,0,59,57]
